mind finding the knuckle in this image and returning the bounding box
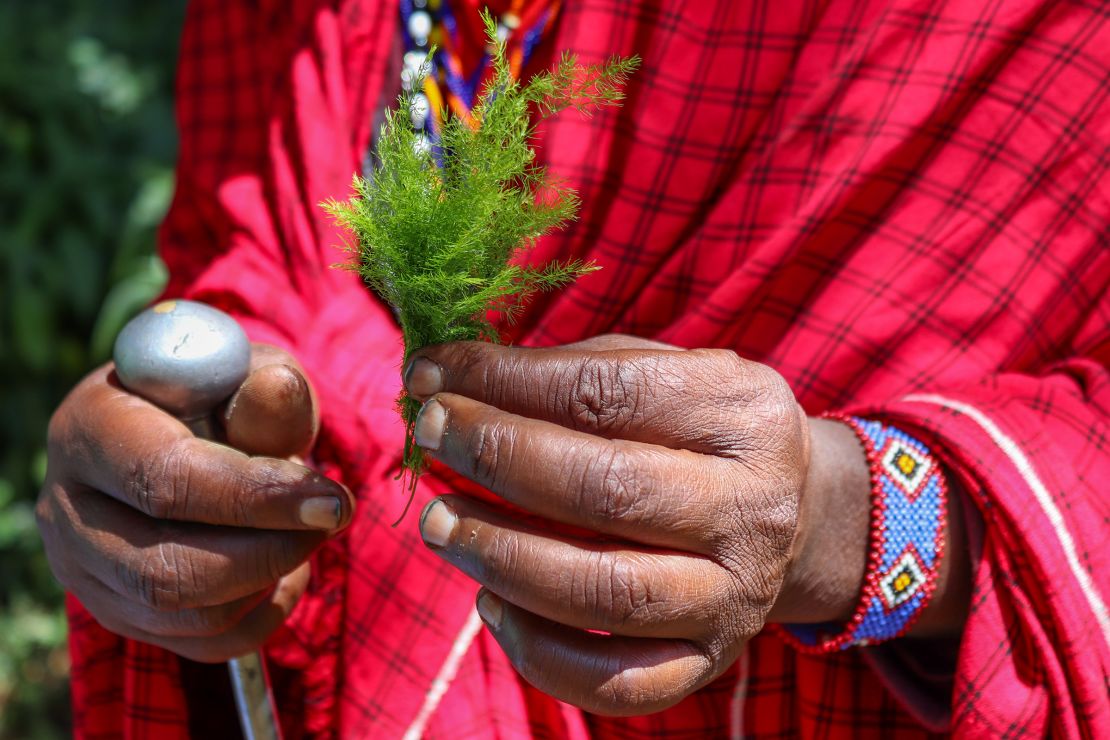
[125,442,190,520]
[240,458,290,520]
[46,377,94,449]
[740,361,793,414]
[44,415,81,479]
[707,348,747,377]
[121,541,192,611]
[579,553,656,628]
[45,405,70,452]
[33,485,57,532]
[710,355,801,456]
[564,358,647,434]
[454,342,499,389]
[476,526,525,586]
[229,480,255,528]
[467,417,517,486]
[758,368,797,422]
[505,633,563,701]
[47,370,111,465]
[35,503,73,589]
[596,668,647,712]
[712,351,777,402]
[593,654,680,714]
[599,644,714,716]
[585,448,650,525]
[253,456,290,485]
[605,558,654,626]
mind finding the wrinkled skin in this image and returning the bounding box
[35,344,354,663]
[405,335,845,715]
[38,333,966,713]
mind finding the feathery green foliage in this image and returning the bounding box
[325,11,637,520]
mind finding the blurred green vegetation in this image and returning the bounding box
[0,1,185,736]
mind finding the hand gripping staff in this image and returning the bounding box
[113,299,282,740]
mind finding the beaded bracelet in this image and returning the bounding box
[779,415,948,652]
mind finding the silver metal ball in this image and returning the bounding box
[112,299,251,419]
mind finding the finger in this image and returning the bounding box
[246,342,309,376]
[475,590,717,716]
[56,481,325,610]
[403,340,762,454]
[154,562,311,663]
[68,564,272,638]
[224,363,318,457]
[87,563,310,664]
[63,366,351,531]
[414,392,745,551]
[419,495,728,638]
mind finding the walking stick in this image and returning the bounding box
[114,299,283,740]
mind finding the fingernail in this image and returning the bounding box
[299,496,341,529]
[476,590,503,630]
[405,357,443,397]
[419,498,456,548]
[414,398,446,450]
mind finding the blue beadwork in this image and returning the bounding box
[783,417,946,650]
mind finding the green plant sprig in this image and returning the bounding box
[324,11,638,522]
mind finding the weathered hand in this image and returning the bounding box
[404,335,829,715]
[36,344,355,663]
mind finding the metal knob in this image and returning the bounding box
[111,299,280,740]
[113,299,251,420]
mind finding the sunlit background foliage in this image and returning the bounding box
[0,2,185,735]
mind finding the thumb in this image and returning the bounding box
[223,360,318,458]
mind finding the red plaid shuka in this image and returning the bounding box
[66,0,1110,737]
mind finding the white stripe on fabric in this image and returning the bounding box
[729,646,750,739]
[403,609,484,740]
[903,393,1110,648]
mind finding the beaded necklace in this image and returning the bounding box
[397,0,562,156]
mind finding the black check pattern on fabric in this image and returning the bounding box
[64,0,1110,737]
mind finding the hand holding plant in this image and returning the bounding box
[325,12,638,519]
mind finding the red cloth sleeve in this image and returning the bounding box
[852,299,1110,737]
[158,0,397,410]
